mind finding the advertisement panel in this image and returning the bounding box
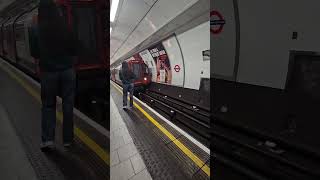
[148,43,172,84]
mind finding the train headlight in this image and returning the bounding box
[144,77,147,81]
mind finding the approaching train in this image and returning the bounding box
[111,58,152,91]
[0,0,108,127]
[110,0,210,110]
[109,0,211,146]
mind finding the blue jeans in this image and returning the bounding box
[123,83,134,107]
[41,68,75,143]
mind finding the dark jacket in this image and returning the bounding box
[120,62,136,84]
[30,1,78,72]
[30,26,76,72]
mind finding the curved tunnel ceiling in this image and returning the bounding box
[110,0,202,65]
[110,0,157,63]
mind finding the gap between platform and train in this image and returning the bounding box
[111,81,210,177]
[0,62,110,166]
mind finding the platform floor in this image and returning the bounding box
[0,56,210,180]
[0,59,109,180]
[110,81,210,180]
[0,103,38,180]
[110,95,152,180]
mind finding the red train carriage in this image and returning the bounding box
[0,0,108,124]
[2,16,17,61]
[111,59,152,91]
[0,18,9,57]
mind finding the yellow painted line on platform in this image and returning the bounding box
[111,81,210,176]
[0,64,110,166]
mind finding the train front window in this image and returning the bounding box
[132,63,141,79]
[72,6,98,63]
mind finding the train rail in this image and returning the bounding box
[138,88,210,147]
[212,114,320,180]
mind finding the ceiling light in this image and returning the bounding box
[110,0,119,22]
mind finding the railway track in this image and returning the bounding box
[212,113,320,180]
[138,88,210,147]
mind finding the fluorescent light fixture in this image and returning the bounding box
[110,0,119,22]
[110,27,112,33]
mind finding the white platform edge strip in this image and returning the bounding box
[111,81,210,155]
[0,59,110,138]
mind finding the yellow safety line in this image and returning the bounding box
[0,64,110,166]
[111,81,210,176]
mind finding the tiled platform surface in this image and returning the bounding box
[0,103,38,180]
[110,95,152,180]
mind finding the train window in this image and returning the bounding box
[15,22,26,59]
[15,24,24,41]
[72,6,98,62]
[3,26,9,53]
[132,63,141,78]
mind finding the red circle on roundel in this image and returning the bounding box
[174,65,181,72]
[211,11,225,34]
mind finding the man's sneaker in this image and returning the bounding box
[40,141,54,151]
[123,105,127,109]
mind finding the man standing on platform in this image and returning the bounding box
[30,0,78,151]
[119,61,136,109]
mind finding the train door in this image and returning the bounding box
[15,9,38,75]
[115,65,121,83]
[4,15,20,63]
[142,63,151,84]
[15,14,27,64]
[70,1,106,68]
[132,62,141,83]
[3,21,11,57]
[0,18,11,57]
[0,19,5,56]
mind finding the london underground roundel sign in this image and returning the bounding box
[211,10,225,34]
